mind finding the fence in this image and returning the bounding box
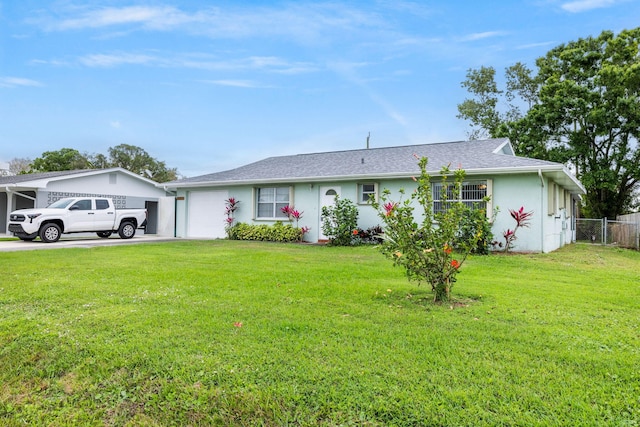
[575,218,639,250]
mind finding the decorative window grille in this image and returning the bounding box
[432,181,488,214]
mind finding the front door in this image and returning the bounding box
[319,186,341,240]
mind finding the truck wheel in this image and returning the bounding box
[118,222,136,239]
[40,223,61,243]
[97,231,112,238]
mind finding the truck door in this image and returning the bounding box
[93,199,115,231]
[65,199,96,232]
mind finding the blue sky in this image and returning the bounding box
[1,0,638,177]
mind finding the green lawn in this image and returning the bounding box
[1,241,638,426]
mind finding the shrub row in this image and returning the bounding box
[229,222,303,243]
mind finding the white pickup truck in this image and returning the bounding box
[8,197,147,243]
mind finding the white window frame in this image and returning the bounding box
[254,186,292,219]
[358,182,378,204]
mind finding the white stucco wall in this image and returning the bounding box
[44,171,166,204]
[491,174,543,252]
[489,173,577,253]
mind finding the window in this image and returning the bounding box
[256,187,291,218]
[70,199,92,211]
[432,180,489,214]
[358,183,377,204]
[48,199,74,209]
[96,199,110,210]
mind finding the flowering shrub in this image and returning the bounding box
[494,206,533,252]
[371,156,489,302]
[321,196,359,246]
[351,226,384,245]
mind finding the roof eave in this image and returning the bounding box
[43,167,160,186]
[1,168,160,188]
[163,173,414,189]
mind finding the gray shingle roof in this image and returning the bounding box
[169,138,566,187]
[0,169,100,185]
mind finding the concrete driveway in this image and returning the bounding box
[0,234,177,252]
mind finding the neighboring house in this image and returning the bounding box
[165,138,586,253]
[1,168,175,237]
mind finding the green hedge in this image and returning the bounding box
[228,222,303,243]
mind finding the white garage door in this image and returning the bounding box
[187,190,228,238]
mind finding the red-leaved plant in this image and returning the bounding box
[281,205,309,240]
[501,206,533,252]
[224,197,239,237]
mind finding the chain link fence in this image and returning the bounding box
[576,218,639,249]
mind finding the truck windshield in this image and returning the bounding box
[47,199,74,209]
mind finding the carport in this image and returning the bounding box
[1,168,174,237]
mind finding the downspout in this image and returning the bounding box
[538,169,545,253]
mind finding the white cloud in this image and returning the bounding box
[243,56,318,74]
[458,31,508,42]
[561,0,618,12]
[50,6,193,31]
[0,77,43,88]
[79,53,157,67]
[110,121,122,129]
[202,80,267,88]
[73,51,318,75]
[328,61,408,126]
[33,3,388,46]
[515,41,558,50]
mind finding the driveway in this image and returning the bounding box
[0,234,177,252]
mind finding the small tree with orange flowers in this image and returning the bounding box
[371,156,489,302]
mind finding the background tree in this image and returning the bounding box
[22,144,178,182]
[107,144,178,182]
[86,153,110,169]
[9,158,32,175]
[456,66,504,140]
[30,148,91,172]
[457,28,640,218]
